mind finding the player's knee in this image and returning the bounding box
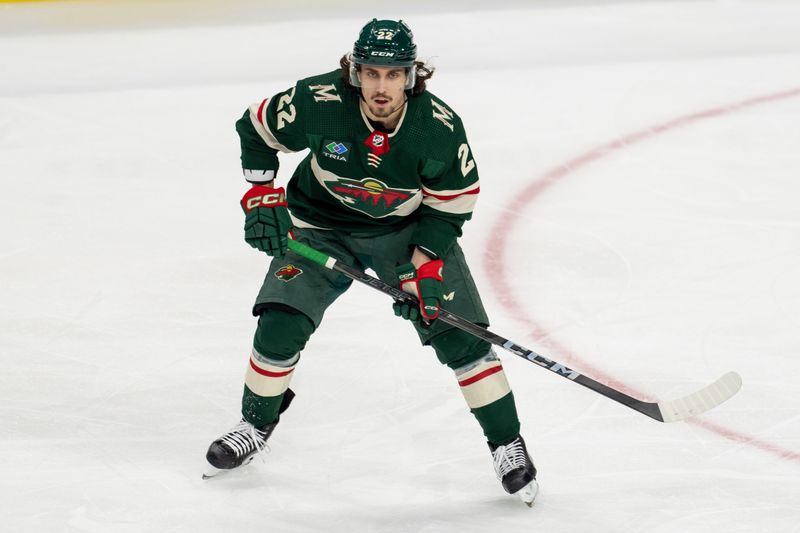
[253,304,315,361]
[430,328,492,370]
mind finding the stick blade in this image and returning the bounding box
[657,371,742,423]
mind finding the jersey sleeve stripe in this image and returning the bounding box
[256,98,269,127]
[422,192,478,215]
[422,186,480,201]
[248,100,293,153]
[421,181,480,199]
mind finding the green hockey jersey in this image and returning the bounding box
[236,69,480,259]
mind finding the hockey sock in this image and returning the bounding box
[471,392,521,446]
[429,329,521,443]
[242,387,286,428]
[243,306,314,426]
[455,352,521,444]
[242,347,298,427]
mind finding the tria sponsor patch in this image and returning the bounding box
[321,140,351,162]
[275,264,303,282]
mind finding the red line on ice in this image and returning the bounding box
[484,87,800,463]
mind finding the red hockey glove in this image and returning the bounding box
[393,259,444,323]
[240,185,292,258]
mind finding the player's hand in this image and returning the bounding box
[240,185,292,257]
[393,259,444,324]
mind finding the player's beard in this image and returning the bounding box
[367,94,403,119]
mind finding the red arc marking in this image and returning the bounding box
[484,87,800,462]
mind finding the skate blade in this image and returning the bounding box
[202,466,226,480]
[517,479,539,507]
[202,456,255,480]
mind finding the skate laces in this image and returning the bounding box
[492,438,529,479]
[220,420,269,459]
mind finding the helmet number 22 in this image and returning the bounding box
[458,143,475,177]
[376,31,395,40]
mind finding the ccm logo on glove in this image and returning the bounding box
[394,259,444,323]
[241,187,287,212]
[240,185,293,258]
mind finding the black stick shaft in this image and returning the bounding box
[288,239,664,421]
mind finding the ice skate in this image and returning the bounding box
[203,389,294,479]
[203,418,277,478]
[489,435,538,507]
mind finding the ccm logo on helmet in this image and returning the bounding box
[371,51,395,57]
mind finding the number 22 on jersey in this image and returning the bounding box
[458,143,475,177]
[276,87,297,130]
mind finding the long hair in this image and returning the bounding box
[339,54,434,96]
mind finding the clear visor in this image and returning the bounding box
[348,54,416,91]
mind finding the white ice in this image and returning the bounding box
[1,1,799,531]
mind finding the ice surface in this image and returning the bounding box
[1,1,799,531]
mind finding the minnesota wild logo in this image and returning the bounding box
[275,264,303,282]
[324,177,416,218]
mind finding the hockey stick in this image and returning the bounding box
[286,239,742,423]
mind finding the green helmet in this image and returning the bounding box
[349,19,417,90]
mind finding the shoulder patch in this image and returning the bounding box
[309,84,342,103]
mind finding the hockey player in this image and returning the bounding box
[205,19,538,505]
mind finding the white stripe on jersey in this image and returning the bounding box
[248,99,293,154]
[421,181,480,198]
[422,191,479,215]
